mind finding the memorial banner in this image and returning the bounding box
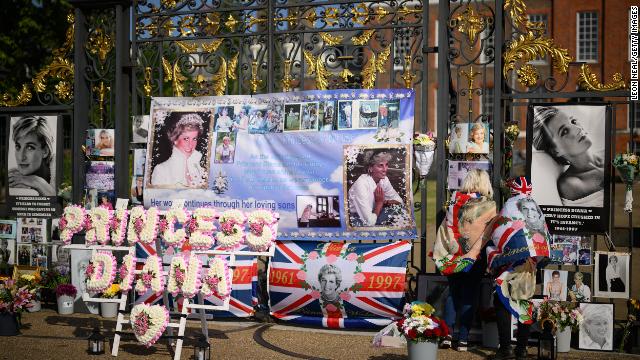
[144,89,417,241]
[268,240,410,329]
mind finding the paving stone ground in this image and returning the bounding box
[1,308,639,360]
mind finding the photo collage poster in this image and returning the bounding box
[0,220,17,276]
[549,235,592,265]
[144,89,417,241]
[6,115,61,218]
[16,218,47,267]
[527,104,611,235]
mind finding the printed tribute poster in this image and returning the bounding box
[268,240,411,328]
[144,89,417,241]
[527,104,611,234]
[7,115,61,218]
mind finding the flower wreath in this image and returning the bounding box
[167,254,202,299]
[245,210,278,251]
[128,206,160,244]
[298,244,365,312]
[201,257,231,299]
[216,210,246,249]
[131,304,170,347]
[59,205,86,245]
[135,255,164,295]
[118,254,137,292]
[161,207,189,248]
[85,207,112,245]
[86,251,117,293]
[110,209,129,246]
[189,208,217,250]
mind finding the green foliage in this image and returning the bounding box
[0,0,72,95]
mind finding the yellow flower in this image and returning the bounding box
[411,302,435,317]
[20,275,35,282]
[102,283,121,298]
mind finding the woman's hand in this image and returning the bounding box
[373,184,384,216]
[9,170,54,195]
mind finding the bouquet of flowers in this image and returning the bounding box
[613,153,639,213]
[55,284,77,298]
[534,299,583,332]
[619,298,640,352]
[413,132,437,177]
[0,279,35,322]
[396,301,449,343]
[101,283,121,299]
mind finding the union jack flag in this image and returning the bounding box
[268,240,411,329]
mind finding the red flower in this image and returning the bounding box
[407,328,417,340]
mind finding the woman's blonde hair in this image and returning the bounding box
[460,169,493,197]
[97,129,113,149]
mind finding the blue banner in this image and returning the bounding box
[144,89,416,241]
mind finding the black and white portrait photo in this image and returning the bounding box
[17,243,31,266]
[527,104,610,234]
[318,264,342,303]
[148,110,213,189]
[594,252,629,299]
[344,145,412,229]
[358,100,379,128]
[71,249,99,314]
[7,115,58,197]
[0,239,15,276]
[579,303,613,351]
[132,115,150,143]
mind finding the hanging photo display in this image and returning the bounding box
[144,89,416,241]
[131,149,147,205]
[567,271,592,302]
[0,220,17,239]
[0,238,15,276]
[6,114,62,218]
[541,269,568,301]
[449,122,490,154]
[268,240,411,329]
[132,115,150,143]
[549,234,580,265]
[446,160,492,190]
[594,251,630,299]
[527,104,611,234]
[579,303,614,351]
[86,129,115,157]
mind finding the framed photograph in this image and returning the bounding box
[52,244,70,273]
[567,271,592,302]
[130,174,144,205]
[542,269,568,301]
[31,244,46,267]
[447,160,492,190]
[147,110,213,189]
[449,123,469,154]
[378,100,400,128]
[83,188,98,209]
[578,237,593,265]
[17,217,46,244]
[214,132,237,164]
[0,220,17,239]
[284,103,301,131]
[50,218,60,241]
[466,122,490,154]
[527,104,611,234]
[0,239,15,276]
[343,145,413,230]
[550,235,579,265]
[300,102,319,131]
[132,115,150,143]
[16,243,31,266]
[594,251,629,299]
[265,104,284,133]
[318,101,337,131]
[247,105,271,134]
[214,106,235,132]
[12,265,39,280]
[295,195,341,228]
[358,100,379,128]
[85,161,115,190]
[579,303,613,351]
[133,149,147,176]
[71,249,99,314]
[338,100,358,129]
[86,129,115,157]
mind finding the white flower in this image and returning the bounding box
[201,257,231,299]
[60,205,85,245]
[119,254,136,292]
[85,207,112,245]
[135,255,164,295]
[128,206,160,244]
[130,304,169,347]
[190,208,217,250]
[167,254,201,299]
[87,252,117,293]
[245,225,275,251]
[162,207,188,247]
[111,209,129,246]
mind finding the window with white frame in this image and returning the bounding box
[577,12,598,62]
[528,14,548,64]
[482,87,494,117]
